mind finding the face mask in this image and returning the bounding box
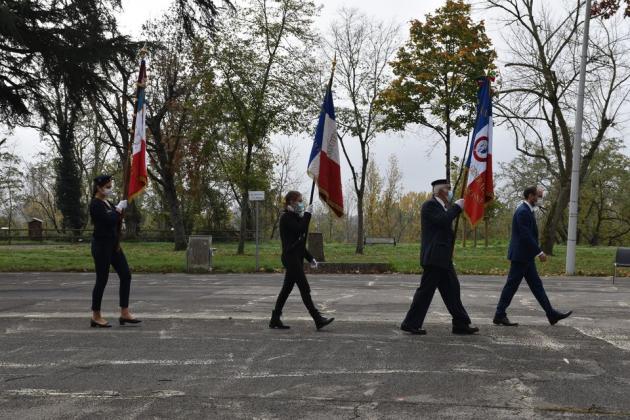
[447,191,454,202]
[103,187,114,197]
[295,202,305,214]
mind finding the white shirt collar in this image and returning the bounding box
[435,196,448,211]
[522,200,534,212]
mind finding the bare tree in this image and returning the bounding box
[73,117,114,219]
[363,158,383,237]
[488,0,630,254]
[143,16,199,251]
[381,154,403,238]
[269,139,302,239]
[26,78,85,236]
[21,154,61,232]
[0,148,23,239]
[330,8,400,254]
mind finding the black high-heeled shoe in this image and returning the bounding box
[90,319,112,328]
[119,317,142,326]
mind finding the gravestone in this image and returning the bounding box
[308,232,325,262]
[187,235,213,272]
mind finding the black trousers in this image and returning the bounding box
[91,239,132,311]
[495,260,554,318]
[402,265,471,328]
[273,258,319,317]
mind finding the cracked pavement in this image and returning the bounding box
[1,272,630,419]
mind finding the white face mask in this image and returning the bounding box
[102,187,114,197]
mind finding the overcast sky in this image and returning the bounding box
[4,0,629,195]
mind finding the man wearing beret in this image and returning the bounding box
[400,179,479,335]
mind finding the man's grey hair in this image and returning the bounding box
[433,183,450,195]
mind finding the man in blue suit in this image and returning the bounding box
[401,179,479,335]
[493,186,572,326]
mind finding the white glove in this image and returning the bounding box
[310,258,318,269]
[455,199,465,209]
[116,200,128,211]
[305,204,313,214]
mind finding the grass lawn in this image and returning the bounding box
[0,241,625,277]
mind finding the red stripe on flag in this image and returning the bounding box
[463,163,494,227]
[317,151,343,217]
[128,140,147,201]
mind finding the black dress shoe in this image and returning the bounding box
[269,320,290,329]
[452,325,479,335]
[269,310,290,329]
[548,310,572,325]
[400,324,427,335]
[493,316,518,326]
[315,316,334,330]
[90,319,112,328]
[269,318,290,329]
[119,317,142,326]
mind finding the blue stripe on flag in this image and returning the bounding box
[309,87,335,166]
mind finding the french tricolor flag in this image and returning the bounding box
[463,76,494,226]
[128,58,148,201]
[307,84,344,217]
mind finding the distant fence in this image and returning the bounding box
[0,228,256,244]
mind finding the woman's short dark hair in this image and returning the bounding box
[92,174,112,198]
[523,186,538,199]
[284,191,302,207]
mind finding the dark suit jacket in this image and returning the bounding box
[420,197,462,269]
[279,210,314,268]
[508,202,542,263]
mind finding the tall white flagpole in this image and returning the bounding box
[566,0,592,275]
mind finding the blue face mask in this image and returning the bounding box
[447,191,454,202]
[295,202,305,213]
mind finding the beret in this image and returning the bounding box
[93,174,112,186]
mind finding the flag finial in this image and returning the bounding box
[139,44,149,59]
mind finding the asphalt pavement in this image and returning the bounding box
[1,272,630,419]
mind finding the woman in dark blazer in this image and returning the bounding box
[89,174,141,328]
[269,191,334,330]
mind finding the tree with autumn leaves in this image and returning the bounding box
[377,0,496,183]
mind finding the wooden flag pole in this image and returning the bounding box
[451,145,471,258]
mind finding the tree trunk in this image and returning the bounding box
[163,171,187,251]
[237,141,255,255]
[484,218,489,248]
[55,120,84,238]
[541,181,571,255]
[355,192,365,254]
[238,190,250,255]
[124,200,142,239]
[445,135,451,183]
[269,212,280,240]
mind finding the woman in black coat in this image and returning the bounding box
[89,174,141,328]
[269,191,334,330]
